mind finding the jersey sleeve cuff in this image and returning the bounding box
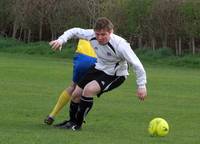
[137,85,146,89]
[57,38,65,45]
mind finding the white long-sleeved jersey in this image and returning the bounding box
[58,28,147,87]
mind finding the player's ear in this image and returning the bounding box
[108,29,113,35]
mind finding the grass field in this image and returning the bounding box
[0,52,200,144]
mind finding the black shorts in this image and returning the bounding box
[77,66,126,97]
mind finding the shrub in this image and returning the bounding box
[0,38,75,59]
[135,47,174,59]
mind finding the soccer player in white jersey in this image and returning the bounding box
[49,17,147,130]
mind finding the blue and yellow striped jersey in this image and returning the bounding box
[75,39,96,58]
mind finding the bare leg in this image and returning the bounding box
[73,81,100,130]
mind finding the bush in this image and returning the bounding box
[135,47,174,59]
[169,55,200,68]
[135,47,200,68]
[1,37,200,68]
[0,37,23,48]
[0,37,75,59]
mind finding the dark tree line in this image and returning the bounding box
[0,0,200,55]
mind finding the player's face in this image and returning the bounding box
[95,29,112,45]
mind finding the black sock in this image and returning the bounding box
[69,101,79,123]
[76,96,93,126]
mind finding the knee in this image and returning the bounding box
[72,90,80,98]
[67,85,76,95]
[83,85,98,96]
[71,89,82,102]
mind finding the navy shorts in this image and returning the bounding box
[73,53,96,83]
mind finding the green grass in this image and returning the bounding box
[0,52,200,144]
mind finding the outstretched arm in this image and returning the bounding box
[49,28,94,51]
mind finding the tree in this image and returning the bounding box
[180,0,200,55]
[124,0,153,48]
[0,0,12,37]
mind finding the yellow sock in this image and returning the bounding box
[49,90,70,118]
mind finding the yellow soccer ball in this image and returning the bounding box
[148,118,169,137]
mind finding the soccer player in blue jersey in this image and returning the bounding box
[44,39,96,125]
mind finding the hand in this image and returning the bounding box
[49,40,62,51]
[136,87,147,101]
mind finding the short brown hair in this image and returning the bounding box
[94,17,114,31]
